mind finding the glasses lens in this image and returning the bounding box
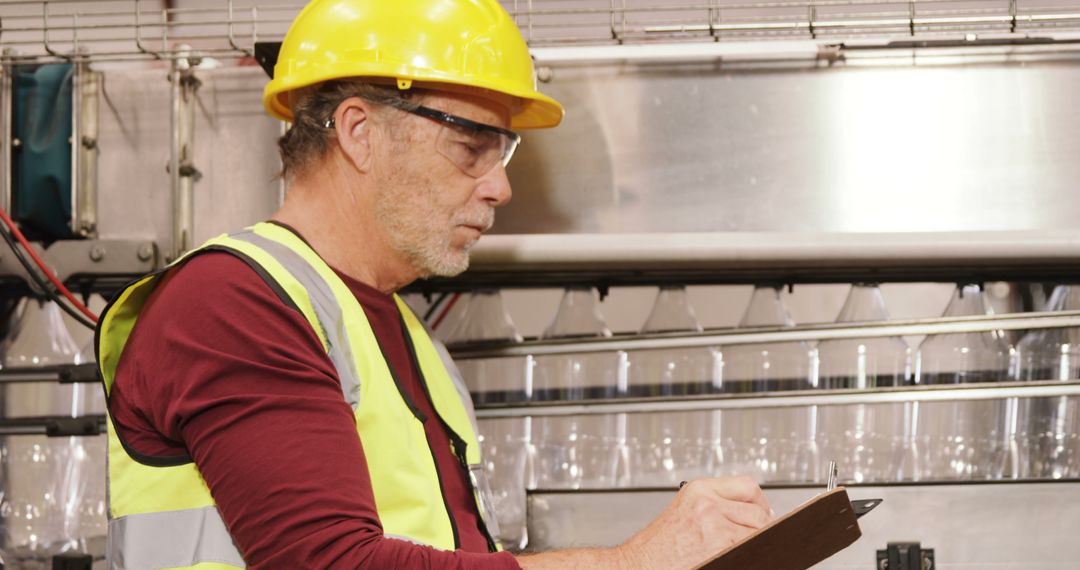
[437,123,515,177]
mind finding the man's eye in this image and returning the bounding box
[457,141,482,165]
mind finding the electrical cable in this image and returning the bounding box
[0,207,99,328]
[0,222,97,330]
[431,292,462,331]
[0,205,98,322]
[423,292,450,323]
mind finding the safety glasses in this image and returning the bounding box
[326,98,521,178]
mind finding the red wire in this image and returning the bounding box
[0,206,99,323]
[431,292,462,331]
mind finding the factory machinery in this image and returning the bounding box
[2,1,1080,568]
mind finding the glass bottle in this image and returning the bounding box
[445,290,532,549]
[532,287,623,489]
[916,284,1014,480]
[1015,285,1080,479]
[815,284,912,483]
[719,286,819,483]
[627,286,719,486]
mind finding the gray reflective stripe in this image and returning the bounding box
[229,230,363,409]
[385,533,447,550]
[108,507,245,569]
[422,318,482,438]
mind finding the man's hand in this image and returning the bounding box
[516,476,773,570]
[619,476,774,569]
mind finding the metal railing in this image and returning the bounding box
[450,309,1080,359]
[2,0,1080,62]
[504,0,1080,44]
[473,379,1080,417]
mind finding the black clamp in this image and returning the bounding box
[877,542,935,570]
[58,363,100,384]
[45,416,104,438]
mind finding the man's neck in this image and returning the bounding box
[272,171,419,295]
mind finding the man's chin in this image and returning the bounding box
[416,251,471,279]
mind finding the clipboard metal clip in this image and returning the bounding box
[825,459,882,520]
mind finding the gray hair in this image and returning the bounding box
[276,80,424,179]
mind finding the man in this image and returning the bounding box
[96,1,773,568]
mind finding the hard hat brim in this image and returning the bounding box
[264,72,564,130]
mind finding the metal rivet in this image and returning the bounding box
[537,66,555,83]
[89,245,105,262]
[137,244,154,262]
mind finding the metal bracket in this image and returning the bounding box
[852,498,882,519]
[0,238,158,292]
[0,414,106,437]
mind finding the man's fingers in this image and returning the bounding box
[722,500,773,530]
[695,476,772,514]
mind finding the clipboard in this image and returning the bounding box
[694,487,881,570]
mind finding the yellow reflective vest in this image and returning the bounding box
[96,222,501,569]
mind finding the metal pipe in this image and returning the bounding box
[169,53,200,261]
[0,56,12,215]
[464,231,1080,272]
[226,0,254,57]
[133,0,163,59]
[451,310,1080,359]
[73,59,99,238]
[474,380,1080,418]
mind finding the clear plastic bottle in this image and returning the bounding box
[719,286,819,483]
[532,287,623,489]
[815,284,912,483]
[817,284,911,390]
[627,286,719,486]
[916,284,1014,480]
[1,300,93,565]
[718,286,818,393]
[917,284,1012,385]
[446,290,529,404]
[1015,285,1080,479]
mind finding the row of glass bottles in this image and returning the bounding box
[456,284,1080,550]
[1,298,107,568]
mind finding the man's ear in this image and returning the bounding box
[334,97,376,173]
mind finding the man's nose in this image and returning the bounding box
[475,162,513,208]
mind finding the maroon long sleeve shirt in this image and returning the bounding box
[108,248,520,569]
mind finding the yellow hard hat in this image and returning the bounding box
[263,0,564,129]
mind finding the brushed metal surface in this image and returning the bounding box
[498,56,1080,236]
[526,481,1080,568]
[95,65,280,252]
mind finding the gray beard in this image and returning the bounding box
[374,197,489,279]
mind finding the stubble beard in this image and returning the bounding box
[374,182,494,279]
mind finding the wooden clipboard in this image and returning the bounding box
[695,487,868,570]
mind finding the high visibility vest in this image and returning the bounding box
[96,222,501,569]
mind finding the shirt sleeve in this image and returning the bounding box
[112,252,521,570]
